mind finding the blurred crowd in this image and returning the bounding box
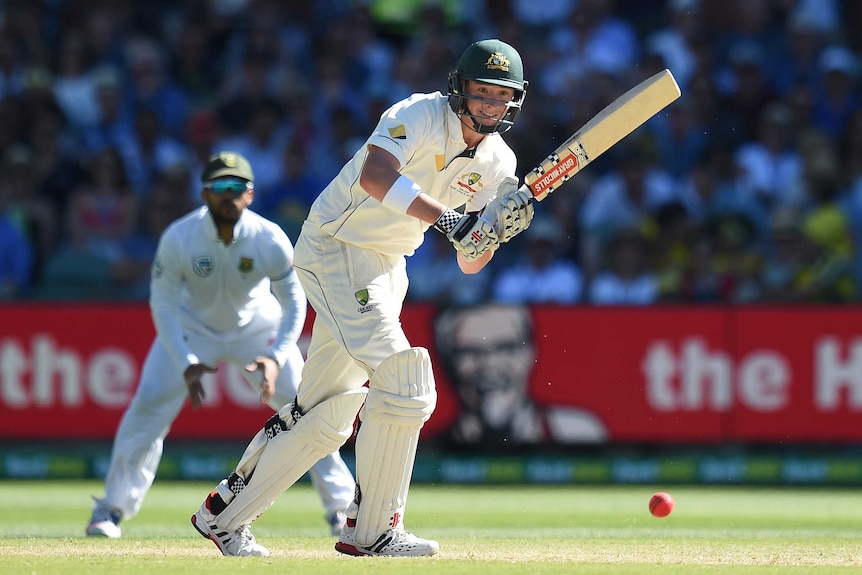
[0,0,860,305]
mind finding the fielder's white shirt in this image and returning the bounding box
[306,92,518,257]
[149,206,305,372]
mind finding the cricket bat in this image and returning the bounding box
[523,69,681,201]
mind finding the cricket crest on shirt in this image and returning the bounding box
[193,256,214,278]
[354,288,374,313]
[152,256,164,279]
[449,171,484,200]
[239,257,254,273]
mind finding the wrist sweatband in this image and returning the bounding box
[381,174,422,214]
[434,208,462,235]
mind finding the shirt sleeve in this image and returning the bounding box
[149,227,200,371]
[266,227,306,368]
[366,96,433,168]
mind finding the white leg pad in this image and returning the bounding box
[354,347,437,546]
[217,388,367,531]
[214,401,299,504]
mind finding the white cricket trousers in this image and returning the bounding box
[292,223,411,413]
[100,313,355,520]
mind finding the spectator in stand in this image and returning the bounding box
[29,104,89,220]
[51,31,102,131]
[0,32,26,100]
[218,46,284,137]
[757,206,854,303]
[124,36,189,141]
[733,101,805,212]
[578,145,677,276]
[120,107,190,197]
[717,40,774,145]
[678,145,768,236]
[0,145,57,278]
[811,45,861,141]
[704,212,763,303]
[80,65,134,156]
[643,0,703,91]
[648,97,709,180]
[770,10,830,98]
[0,182,34,299]
[796,148,857,302]
[492,216,583,304]
[675,231,737,303]
[112,174,193,300]
[216,99,289,200]
[167,19,221,108]
[255,141,327,242]
[588,226,658,305]
[35,147,138,300]
[183,109,219,205]
[540,0,639,96]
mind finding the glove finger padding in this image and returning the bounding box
[484,182,535,243]
[450,213,499,261]
[439,212,499,261]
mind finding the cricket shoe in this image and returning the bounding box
[86,499,122,538]
[191,495,269,557]
[326,510,347,536]
[335,519,439,557]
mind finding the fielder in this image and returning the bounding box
[86,152,356,540]
[191,39,536,557]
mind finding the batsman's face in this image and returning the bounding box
[449,307,534,411]
[462,81,514,129]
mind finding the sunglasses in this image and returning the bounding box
[206,178,253,195]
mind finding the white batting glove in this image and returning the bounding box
[434,209,499,262]
[482,176,535,243]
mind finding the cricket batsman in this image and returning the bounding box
[191,39,536,557]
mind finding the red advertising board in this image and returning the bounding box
[1,303,861,442]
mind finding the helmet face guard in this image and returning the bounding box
[448,71,527,134]
[447,39,528,135]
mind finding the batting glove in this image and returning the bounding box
[434,209,499,261]
[482,176,534,243]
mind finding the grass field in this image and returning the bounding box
[1,480,860,574]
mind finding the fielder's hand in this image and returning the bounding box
[482,176,534,243]
[183,363,218,410]
[434,209,499,261]
[245,356,280,405]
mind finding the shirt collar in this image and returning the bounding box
[203,206,250,243]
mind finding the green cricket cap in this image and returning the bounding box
[201,151,254,183]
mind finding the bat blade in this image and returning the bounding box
[524,69,681,201]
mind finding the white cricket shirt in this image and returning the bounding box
[149,206,305,371]
[306,92,518,257]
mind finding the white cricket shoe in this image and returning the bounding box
[326,510,347,536]
[191,498,269,557]
[335,520,439,557]
[86,500,122,538]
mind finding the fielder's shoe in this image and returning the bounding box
[326,510,347,536]
[86,500,122,538]
[191,495,269,557]
[335,519,439,557]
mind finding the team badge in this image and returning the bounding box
[485,52,510,72]
[354,289,369,306]
[221,152,238,166]
[239,257,253,272]
[354,288,374,313]
[193,256,213,278]
[450,171,483,198]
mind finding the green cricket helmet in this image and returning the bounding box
[448,39,528,134]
